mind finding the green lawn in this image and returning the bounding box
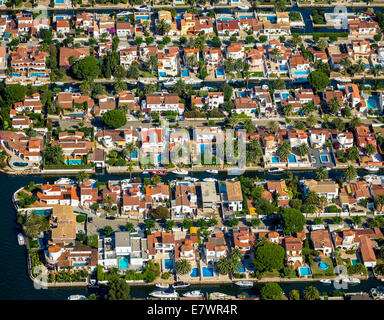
[311,257,335,277]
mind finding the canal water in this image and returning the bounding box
[1,169,383,299]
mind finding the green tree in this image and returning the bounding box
[277,141,292,162]
[105,278,130,300]
[102,109,127,128]
[308,70,330,92]
[175,259,192,275]
[316,167,328,181]
[103,226,113,236]
[260,282,284,300]
[344,165,357,182]
[253,241,285,272]
[76,170,89,183]
[72,56,101,80]
[151,206,169,220]
[303,286,320,300]
[289,289,300,300]
[280,208,305,235]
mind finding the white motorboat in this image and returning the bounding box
[116,11,133,16]
[343,278,361,285]
[155,283,170,289]
[184,78,203,85]
[335,77,351,83]
[173,169,189,175]
[17,233,24,245]
[54,177,75,185]
[135,5,151,11]
[201,86,213,91]
[163,79,178,87]
[149,289,179,298]
[206,5,214,10]
[268,167,284,173]
[237,5,250,10]
[326,167,331,171]
[363,174,379,182]
[183,290,203,298]
[206,169,219,174]
[319,279,332,284]
[68,295,86,300]
[365,166,380,172]
[203,177,217,182]
[190,178,199,182]
[235,281,253,288]
[172,281,190,289]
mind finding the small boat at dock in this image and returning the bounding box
[183,290,203,298]
[155,283,170,289]
[17,233,24,245]
[68,295,86,300]
[173,169,189,175]
[365,166,380,172]
[172,281,190,289]
[320,279,332,284]
[268,167,284,173]
[205,169,219,174]
[235,281,253,288]
[149,289,178,298]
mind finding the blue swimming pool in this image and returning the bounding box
[259,15,276,22]
[33,209,52,216]
[181,69,190,77]
[238,15,253,19]
[13,161,28,167]
[279,65,288,71]
[288,154,297,163]
[366,96,378,109]
[281,93,289,99]
[351,259,358,266]
[164,259,174,270]
[217,17,235,21]
[294,70,310,76]
[202,267,214,277]
[271,156,280,163]
[159,72,167,77]
[190,268,200,277]
[119,257,129,269]
[10,73,21,77]
[55,0,64,3]
[30,72,46,77]
[318,262,329,270]
[237,91,246,97]
[66,159,82,165]
[299,267,312,276]
[216,69,225,77]
[320,154,329,163]
[73,262,88,266]
[238,261,246,273]
[67,113,85,116]
[131,150,138,158]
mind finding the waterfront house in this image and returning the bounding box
[0,131,43,162]
[157,46,180,78]
[308,129,330,149]
[266,180,290,207]
[172,183,197,220]
[302,179,339,202]
[55,19,71,35]
[222,181,243,214]
[97,128,139,149]
[147,231,175,261]
[310,229,334,257]
[234,97,258,116]
[203,231,227,264]
[330,130,354,150]
[116,21,135,38]
[348,19,379,36]
[37,183,79,206]
[140,127,166,166]
[359,235,377,268]
[175,237,198,262]
[284,236,303,268]
[79,180,98,207]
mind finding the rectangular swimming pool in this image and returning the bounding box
[288,154,297,163]
[190,268,200,277]
[202,267,214,277]
[320,154,329,163]
[294,70,310,76]
[216,69,225,77]
[366,95,378,109]
[299,267,312,276]
[181,69,190,77]
[164,259,174,270]
[351,259,358,266]
[271,156,280,163]
[119,257,129,269]
[66,159,82,165]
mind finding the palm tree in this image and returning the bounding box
[340,57,352,75]
[365,143,376,157]
[175,259,192,275]
[268,120,279,134]
[270,48,281,62]
[230,248,243,262]
[355,59,366,74]
[283,104,293,116]
[126,142,137,162]
[76,170,89,183]
[317,40,328,51]
[344,165,357,182]
[297,143,310,157]
[374,64,383,76]
[291,34,302,48]
[306,114,316,128]
[127,164,133,180]
[315,167,328,181]
[186,54,198,71]
[277,141,292,162]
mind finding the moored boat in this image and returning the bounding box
[173,169,189,175]
[365,166,379,172]
[205,169,219,174]
[155,283,170,289]
[17,233,24,246]
[149,289,179,298]
[172,281,190,289]
[183,290,203,298]
[68,295,86,300]
[343,278,361,285]
[235,281,253,287]
[319,279,332,284]
[268,167,284,173]
[203,177,217,182]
